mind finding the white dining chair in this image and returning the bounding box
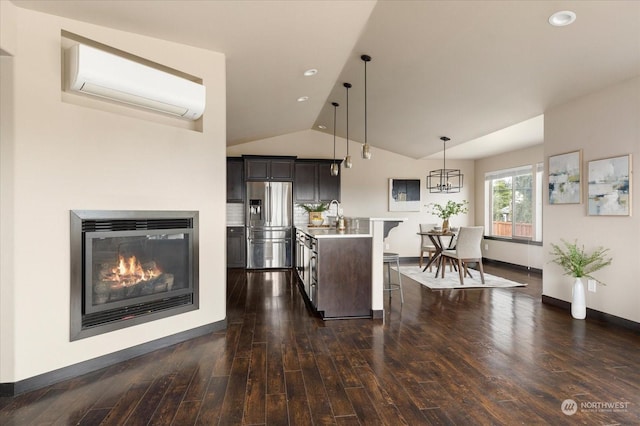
[440,226,485,285]
[419,223,437,270]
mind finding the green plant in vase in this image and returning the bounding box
[298,203,329,225]
[428,200,469,231]
[549,239,612,319]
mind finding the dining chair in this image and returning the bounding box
[440,226,485,285]
[419,223,437,270]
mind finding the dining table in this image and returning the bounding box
[417,230,458,276]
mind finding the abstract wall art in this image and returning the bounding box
[548,150,582,204]
[587,154,632,216]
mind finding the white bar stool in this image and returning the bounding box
[383,252,404,304]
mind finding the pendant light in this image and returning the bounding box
[427,136,463,193]
[361,54,372,160]
[343,82,353,168]
[330,102,340,176]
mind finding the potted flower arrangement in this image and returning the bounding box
[428,200,469,231]
[549,239,612,319]
[298,203,329,226]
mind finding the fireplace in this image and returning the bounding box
[70,210,199,340]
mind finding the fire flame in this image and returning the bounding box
[108,255,162,287]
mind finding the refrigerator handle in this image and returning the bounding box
[266,184,271,225]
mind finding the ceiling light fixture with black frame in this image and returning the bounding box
[427,136,463,193]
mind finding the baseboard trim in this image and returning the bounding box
[0,319,227,397]
[371,309,383,319]
[482,258,542,275]
[542,295,639,333]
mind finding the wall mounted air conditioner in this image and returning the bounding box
[67,44,206,120]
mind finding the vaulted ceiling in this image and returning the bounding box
[12,1,640,159]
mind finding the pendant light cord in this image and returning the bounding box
[364,59,368,146]
[332,102,339,163]
[345,84,350,155]
[440,136,450,190]
[441,136,450,170]
[360,55,372,159]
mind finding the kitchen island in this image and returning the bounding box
[295,217,406,319]
[295,225,372,319]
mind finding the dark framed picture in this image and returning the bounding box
[389,178,420,212]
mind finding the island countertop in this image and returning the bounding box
[295,225,372,239]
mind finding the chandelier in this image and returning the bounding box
[427,136,463,193]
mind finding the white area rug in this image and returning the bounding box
[393,265,526,290]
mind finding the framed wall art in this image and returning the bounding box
[389,178,421,212]
[587,154,632,216]
[548,150,582,204]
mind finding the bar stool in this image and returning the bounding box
[383,252,404,304]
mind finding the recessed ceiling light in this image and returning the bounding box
[303,69,318,77]
[549,10,576,27]
[297,96,309,102]
[317,125,327,129]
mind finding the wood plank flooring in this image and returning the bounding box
[1,263,639,425]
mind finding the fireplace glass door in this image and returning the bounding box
[85,228,193,315]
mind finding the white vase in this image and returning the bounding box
[571,277,586,319]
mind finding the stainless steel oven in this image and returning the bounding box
[309,236,318,307]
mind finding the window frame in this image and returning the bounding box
[484,163,543,243]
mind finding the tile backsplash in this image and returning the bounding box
[228,202,367,230]
[294,204,343,227]
[226,203,244,226]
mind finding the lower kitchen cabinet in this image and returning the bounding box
[295,228,372,319]
[315,238,372,318]
[227,226,245,268]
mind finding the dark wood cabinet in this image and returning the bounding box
[244,156,294,181]
[226,158,244,203]
[227,226,245,268]
[318,162,340,202]
[294,160,340,203]
[294,228,372,319]
[315,237,372,318]
[294,161,319,203]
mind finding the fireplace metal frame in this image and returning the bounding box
[70,210,199,341]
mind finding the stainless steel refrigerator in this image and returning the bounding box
[246,181,292,268]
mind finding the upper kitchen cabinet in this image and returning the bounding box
[318,162,340,202]
[294,159,340,203]
[293,161,317,203]
[244,156,295,181]
[227,157,244,203]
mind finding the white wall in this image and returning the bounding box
[0,3,227,383]
[0,3,17,384]
[474,144,544,269]
[543,76,640,323]
[227,129,475,257]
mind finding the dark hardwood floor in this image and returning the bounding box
[1,263,639,425]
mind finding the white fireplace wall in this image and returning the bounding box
[0,2,227,384]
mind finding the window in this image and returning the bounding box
[485,163,543,242]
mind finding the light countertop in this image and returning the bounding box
[296,225,372,239]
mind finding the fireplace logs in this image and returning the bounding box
[94,256,174,305]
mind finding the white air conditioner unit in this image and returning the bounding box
[67,44,206,120]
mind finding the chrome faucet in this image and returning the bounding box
[328,199,341,217]
[329,199,345,229]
